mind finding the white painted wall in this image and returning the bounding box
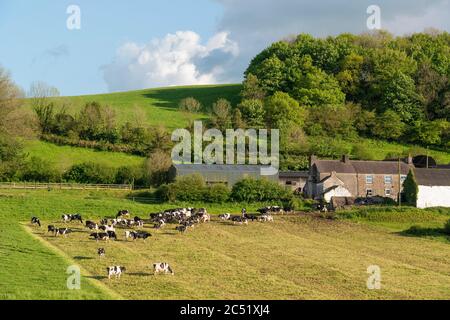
[323,186,352,203]
[416,185,450,209]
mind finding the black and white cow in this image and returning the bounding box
[31,217,41,227]
[258,214,274,222]
[71,214,83,223]
[47,225,56,233]
[86,221,99,230]
[243,213,258,222]
[232,216,248,225]
[153,263,174,275]
[116,210,130,219]
[55,228,72,237]
[98,248,106,258]
[219,213,231,220]
[62,214,72,223]
[90,232,109,242]
[107,231,118,240]
[107,266,126,279]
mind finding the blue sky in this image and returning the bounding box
[1,0,449,96]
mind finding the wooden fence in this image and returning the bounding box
[0,182,133,191]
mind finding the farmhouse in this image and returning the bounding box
[305,155,412,201]
[411,168,450,209]
[170,164,278,187]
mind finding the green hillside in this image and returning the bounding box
[25,84,242,130]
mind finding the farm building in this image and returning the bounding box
[170,164,278,187]
[411,168,450,209]
[278,171,309,193]
[305,155,412,201]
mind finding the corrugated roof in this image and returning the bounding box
[314,159,411,175]
[414,168,450,187]
[279,171,309,178]
[173,164,273,173]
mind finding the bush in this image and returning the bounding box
[231,178,292,202]
[20,157,61,182]
[156,174,207,202]
[63,162,116,184]
[444,220,450,235]
[203,184,231,203]
[115,166,143,185]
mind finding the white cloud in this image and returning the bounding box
[102,31,238,92]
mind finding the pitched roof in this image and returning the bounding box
[414,168,450,187]
[313,159,411,175]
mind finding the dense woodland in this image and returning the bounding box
[244,31,450,146]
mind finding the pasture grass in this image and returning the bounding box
[22,139,145,171]
[1,189,450,300]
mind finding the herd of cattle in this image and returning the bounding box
[30,206,285,280]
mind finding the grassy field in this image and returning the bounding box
[1,189,450,300]
[22,139,144,171]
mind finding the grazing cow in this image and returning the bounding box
[100,225,115,232]
[62,214,72,223]
[47,225,56,233]
[71,214,83,223]
[116,210,130,219]
[175,225,187,233]
[55,228,72,237]
[107,231,118,240]
[124,231,134,240]
[85,221,99,230]
[107,266,126,279]
[232,216,248,225]
[98,248,106,258]
[219,213,231,221]
[243,214,258,222]
[135,231,151,241]
[31,217,41,227]
[100,218,108,226]
[90,232,109,242]
[153,263,174,275]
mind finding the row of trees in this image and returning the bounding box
[33,100,173,156]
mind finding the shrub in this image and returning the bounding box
[231,178,292,202]
[115,166,143,185]
[204,184,230,203]
[444,220,450,235]
[20,157,61,182]
[63,162,116,184]
[157,174,207,202]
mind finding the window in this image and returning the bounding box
[366,175,373,184]
[385,189,392,196]
[384,175,393,184]
[286,181,293,185]
[366,189,373,197]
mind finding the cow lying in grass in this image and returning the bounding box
[107,266,126,279]
[62,214,83,224]
[153,263,174,276]
[125,231,152,241]
[259,214,274,222]
[219,213,231,220]
[232,216,248,225]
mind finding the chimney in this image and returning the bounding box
[342,155,350,164]
[309,154,317,167]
